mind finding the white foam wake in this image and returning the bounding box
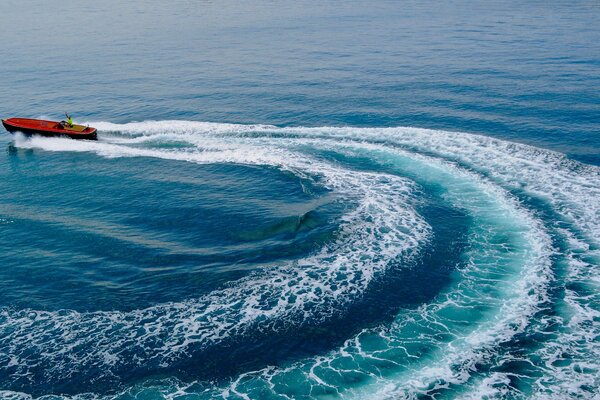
[7,120,599,398]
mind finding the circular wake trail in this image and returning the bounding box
[4,121,599,399]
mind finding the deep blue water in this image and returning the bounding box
[0,1,599,399]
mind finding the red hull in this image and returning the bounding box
[2,118,97,140]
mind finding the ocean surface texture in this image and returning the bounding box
[0,1,599,399]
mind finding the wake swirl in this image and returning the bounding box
[2,132,429,392]
[3,121,598,399]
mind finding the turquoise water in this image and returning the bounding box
[0,1,599,399]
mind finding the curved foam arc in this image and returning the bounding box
[214,142,554,399]
[3,135,430,387]
[272,132,600,398]
[271,137,596,399]
[357,149,553,399]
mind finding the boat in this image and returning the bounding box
[2,117,97,140]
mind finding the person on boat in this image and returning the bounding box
[65,113,73,128]
[59,113,74,128]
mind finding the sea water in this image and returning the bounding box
[0,1,598,399]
